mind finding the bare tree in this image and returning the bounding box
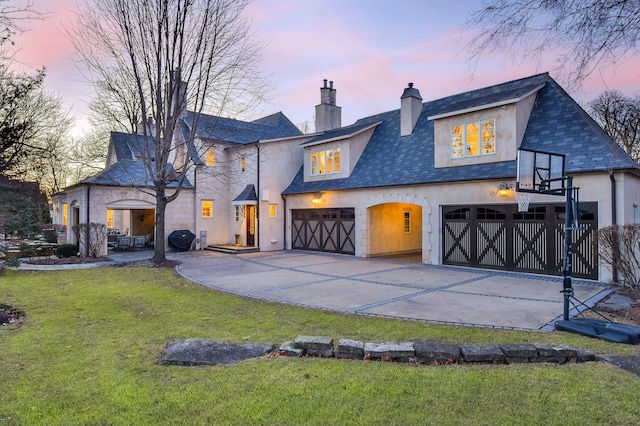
[466,0,640,89]
[296,119,314,135]
[599,225,640,290]
[588,90,640,162]
[70,0,270,263]
[0,66,44,177]
[15,89,74,195]
[0,0,38,57]
[67,126,112,181]
[88,71,143,134]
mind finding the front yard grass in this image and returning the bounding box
[1,267,640,425]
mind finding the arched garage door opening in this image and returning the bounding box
[368,202,422,259]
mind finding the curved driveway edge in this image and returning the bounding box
[175,250,612,331]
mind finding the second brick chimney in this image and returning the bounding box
[315,79,341,132]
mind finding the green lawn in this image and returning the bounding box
[1,267,640,425]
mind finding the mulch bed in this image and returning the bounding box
[587,287,640,326]
[0,304,25,326]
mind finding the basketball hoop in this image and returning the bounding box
[515,191,532,212]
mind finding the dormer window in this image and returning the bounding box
[311,147,341,175]
[451,119,495,158]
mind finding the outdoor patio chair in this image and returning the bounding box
[145,234,154,248]
[132,236,146,251]
[107,234,118,249]
[114,236,131,251]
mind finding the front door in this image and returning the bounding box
[246,205,255,246]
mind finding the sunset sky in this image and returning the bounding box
[10,0,640,135]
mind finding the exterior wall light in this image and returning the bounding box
[491,182,514,198]
[311,193,322,205]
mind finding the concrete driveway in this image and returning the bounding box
[174,250,612,331]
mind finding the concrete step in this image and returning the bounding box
[205,245,260,255]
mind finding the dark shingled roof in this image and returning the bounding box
[283,73,639,195]
[110,132,157,161]
[86,110,300,189]
[79,159,192,189]
[182,111,302,145]
[233,184,258,203]
[300,121,382,146]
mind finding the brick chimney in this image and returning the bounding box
[315,79,341,132]
[400,82,423,136]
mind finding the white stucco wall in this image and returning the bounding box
[257,136,308,251]
[433,91,538,169]
[283,171,638,282]
[53,184,195,255]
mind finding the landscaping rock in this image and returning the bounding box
[364,342,415,362]
[294,335,334,357]
[414,340,461,364]
[278,341,303,357]
[336,339,365,359]
[500,343,538,358]
[160,339,274,366]
[534,343,577,358]
[461,345,506,363]
[576,349,596,362]
[599,355,640,376]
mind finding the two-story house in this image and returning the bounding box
[53,72,640,283]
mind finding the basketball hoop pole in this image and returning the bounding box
[562,176,574,321]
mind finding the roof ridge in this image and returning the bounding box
[426,72,550,106]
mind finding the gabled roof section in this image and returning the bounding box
[283,73,639,195]
[426,73,550,119]
[300,121,382,147]
[232,184,258,205]
[428,83,545,120]
[252,112,301,136]
[181,111,302,145]
[110,132,158,161]
[78,159,192,189]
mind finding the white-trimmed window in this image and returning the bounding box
[241,155,246,172]
[311,147,341,175]
[106,209,114,227]
[451,119,495,158]
[269,204,277,217]
[202,200,213,217]
[235,205,242,222]
[63,203,68,226]
[404,211,411,233]
[205,147,215,166]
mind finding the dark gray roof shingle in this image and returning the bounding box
[80,159,192,189]
[300,121,382,146]
[182,111,302,144]
[283,73,639,195]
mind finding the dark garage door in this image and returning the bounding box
[442,203,598,279]
[292,208,355,254]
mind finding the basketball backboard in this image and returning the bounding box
[516,149,565,195]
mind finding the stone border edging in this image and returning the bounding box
[278,336,596,365]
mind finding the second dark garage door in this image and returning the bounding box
[442,203,598,279]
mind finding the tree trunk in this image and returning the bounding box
[153,194,168,263]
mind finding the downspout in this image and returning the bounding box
[282,194,287,250]
[86,184,91,256]
[609,170,618,283]
[193,166,198,249]
[256,142,260,248]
